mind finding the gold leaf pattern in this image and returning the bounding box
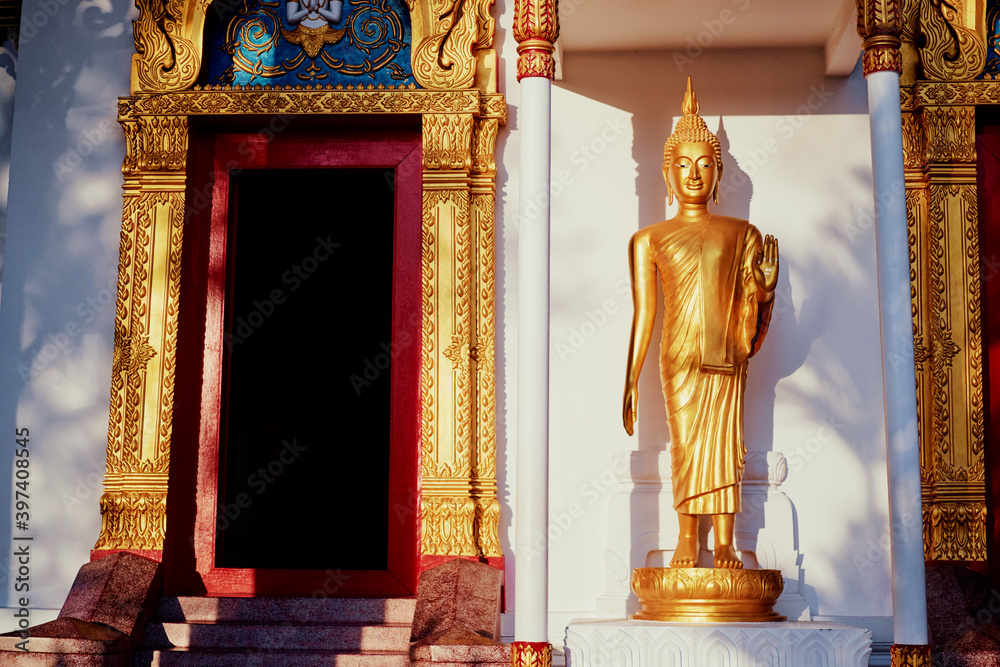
[890,645,932,667]
[919,0,986,81]
[421,495,477,555]
[511,642,553,667]
[902,111,926,169]
[112,329,157,380]
[410,0,482,89]
[129,89,479,116]
[132,0,204,92]
[923,106,976,164]
[916,81,1000,106]
[94,489,167,551]
[864,46,903,76]
[926,502,987,561]
[423,113,474,171]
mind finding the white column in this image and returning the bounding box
[866,69,929,646]
[515,75,552,643]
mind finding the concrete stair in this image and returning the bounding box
[133,596,416,666]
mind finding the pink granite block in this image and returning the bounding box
[59,552,160,639]
[0,652,130,667]
[410,626,511,666]
[0,617,129,654]
[410,559,502,642]
[926,563,1000,666]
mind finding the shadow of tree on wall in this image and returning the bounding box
[0,0,134,610]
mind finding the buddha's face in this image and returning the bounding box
[663,141,718,205]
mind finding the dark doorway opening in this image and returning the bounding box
[216,168,394,571]
[165,127,422,597]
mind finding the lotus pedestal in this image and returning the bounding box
[630,567,785,623]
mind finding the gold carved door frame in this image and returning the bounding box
[887,0,996,563]
[93,0,506,564]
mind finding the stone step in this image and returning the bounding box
[156,597,417,625]
[135,647,411,666]
[144,620,412,652]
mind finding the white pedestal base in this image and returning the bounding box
[565,619,872,666]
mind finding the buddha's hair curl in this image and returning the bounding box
[662,114,723,168]
[663,79,723,173]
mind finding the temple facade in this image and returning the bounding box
[0,0,992,664]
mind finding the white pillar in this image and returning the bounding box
[515,74,552,643]
[866,69,929,646]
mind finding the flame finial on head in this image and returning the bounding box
[663,78,719,163]
[663,77,724,203]
[682,76,699,117]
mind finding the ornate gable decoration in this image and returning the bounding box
[131,0,495,92]
[203,0,417,87]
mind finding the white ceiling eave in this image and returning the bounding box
[558,0,862,77]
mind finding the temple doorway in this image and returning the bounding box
[216,167,393,571]
[164,124,422,596]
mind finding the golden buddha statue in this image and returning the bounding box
[623,78,778,570]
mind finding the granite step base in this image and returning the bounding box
[144,620,412,651]
[0,654,130,667]
[157,596,417,625]
[135,648,411,666]
[134,596,417,666]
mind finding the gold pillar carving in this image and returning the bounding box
[471,95,505,558]
[95,109,188,551]
[903,105,933,492]
[511,642,553,667]
[513,0,558,80]
[890,644,932,667]
[894,0,996,562]
[418,104,507,558]
[421,112,479,556]
[916,102,986,561]
[857,0,903,76]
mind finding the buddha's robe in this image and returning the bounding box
[650,215,773,514]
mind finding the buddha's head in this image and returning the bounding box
[663,78,723,206]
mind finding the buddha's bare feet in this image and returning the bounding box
[670,533,699,568]
[713,544,743,569]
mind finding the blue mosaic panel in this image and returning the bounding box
[983,0,1000,79]
[203,0,418,87]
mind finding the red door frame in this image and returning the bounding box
[978,119,1000,584]
[982,122,1000,583]
[164,126,422,597]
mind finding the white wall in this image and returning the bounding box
[496,28,894,648]
[0,0,134,624]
